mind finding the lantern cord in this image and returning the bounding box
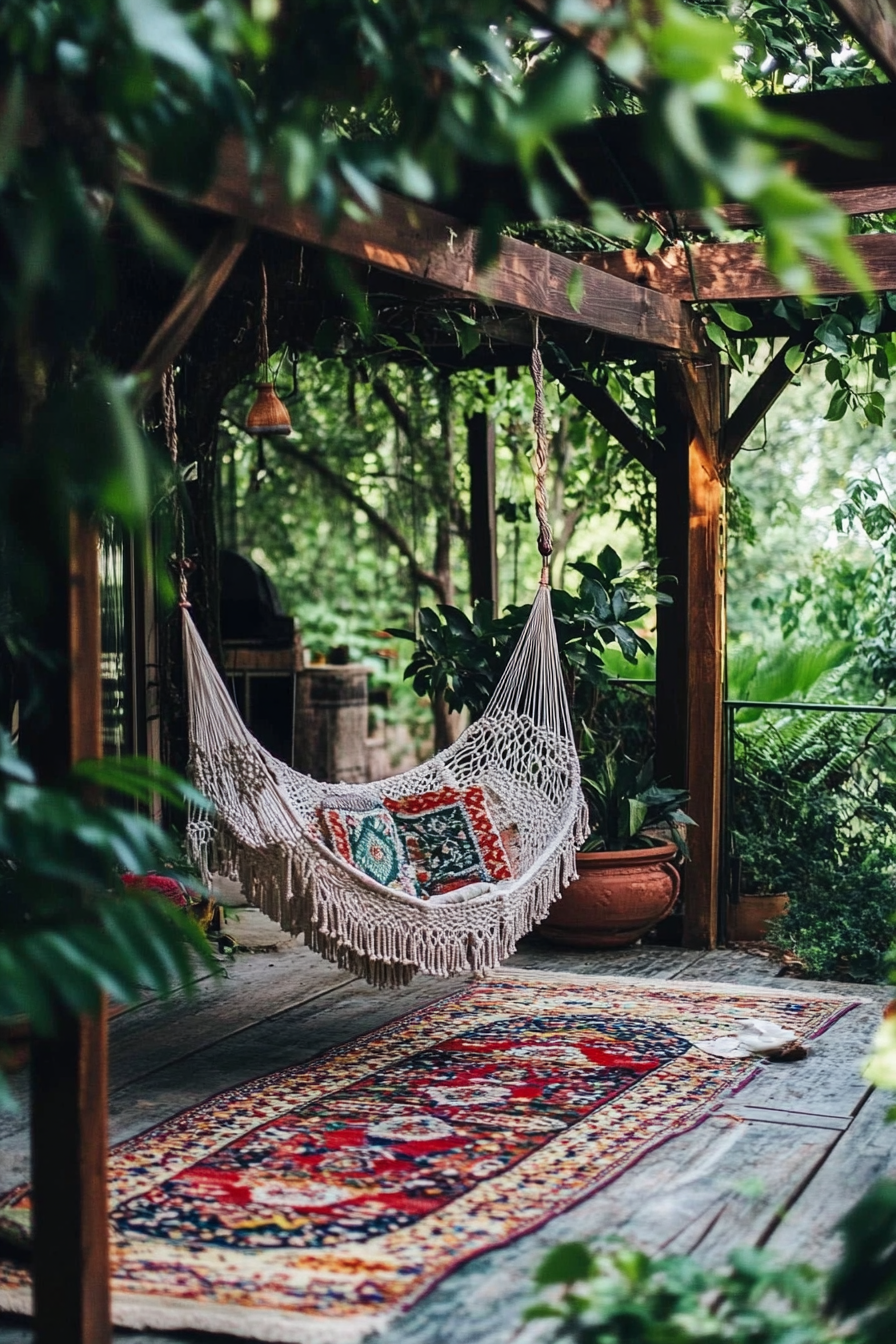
[258,258,270,374]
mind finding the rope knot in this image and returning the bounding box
[529,340,553,563]
[172,556,195,609]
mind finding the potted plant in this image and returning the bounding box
[539,754,694,948]
[390,548,693,945]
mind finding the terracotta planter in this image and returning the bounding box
[539,843,681,949]
[728,892,788,943]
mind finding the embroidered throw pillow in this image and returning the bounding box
[384,785,513,896]
[317,800,418,897]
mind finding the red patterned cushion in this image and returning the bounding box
[384,785,513,896]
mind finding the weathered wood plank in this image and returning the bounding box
[766,1085,896,1269]
[507,941,708,979]
[128,140,702,353]
[669,186,896,231]
[584,234,896,300]
[730,995,881,1119]
[721,1104,851,1131]
[667,949,786,984]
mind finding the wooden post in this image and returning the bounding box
[466,411,498,606]
[30,513,110,1344]
[654,358,726,949]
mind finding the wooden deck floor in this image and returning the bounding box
[1,929,893,1343]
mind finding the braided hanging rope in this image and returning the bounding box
[161,364,178,465]
[529,322,553,580]
[162,364,192,609]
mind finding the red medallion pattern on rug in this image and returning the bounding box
[0,973,855,1344]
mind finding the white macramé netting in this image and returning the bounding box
[184,568,587,989]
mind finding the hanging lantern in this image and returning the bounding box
[246,382,292,435]
[246,256,292,436]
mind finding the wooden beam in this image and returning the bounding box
[583,233,896,300]
[670,185,896,232]
[132,220,250,405]
[654,358,726,950]
[722,339,813,463]
[127,140,702,354]
[542,350,660,475]
[466,412,499,606]
[829,0,896,80]
[31,515,110,1344]
[445,84,896,228]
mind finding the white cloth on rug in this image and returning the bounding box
[696,1017,799,1059]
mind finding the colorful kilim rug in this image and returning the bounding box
[0,971,857,1343]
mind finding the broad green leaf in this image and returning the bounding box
[534,1242,594,1286]
[711,303,753,333]
[784,344,806,374]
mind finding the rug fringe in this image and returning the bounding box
[0,1287,393,1344]
[491,967,869,1002]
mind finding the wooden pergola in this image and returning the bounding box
[27,3,896,1339]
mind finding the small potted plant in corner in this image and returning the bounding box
[539,754,694,948]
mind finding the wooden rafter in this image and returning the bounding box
[542,350,660,475]
[582,233,896,300]
[444,83,896,229]
[829,0,896,79]
[132,220,250,404]
[722,339,813,464]
[671,185,896,231]
[126,140,702,355]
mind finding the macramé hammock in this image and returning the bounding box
[182,348,588,987]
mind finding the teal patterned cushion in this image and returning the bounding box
[318,801,419,897]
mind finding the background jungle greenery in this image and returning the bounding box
[724,359,896,981]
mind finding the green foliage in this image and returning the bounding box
[727,355,895,705]
[768,842,896,981]
[728,641,854,720]
[732,707,896,979]
[0,733,218,1107]
[526,1240,839,1343]
[834,475,896,694]
[827,1181,896,1344]
[392,548,656,729]
[578,755,693,855]
[628,1,870,298]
